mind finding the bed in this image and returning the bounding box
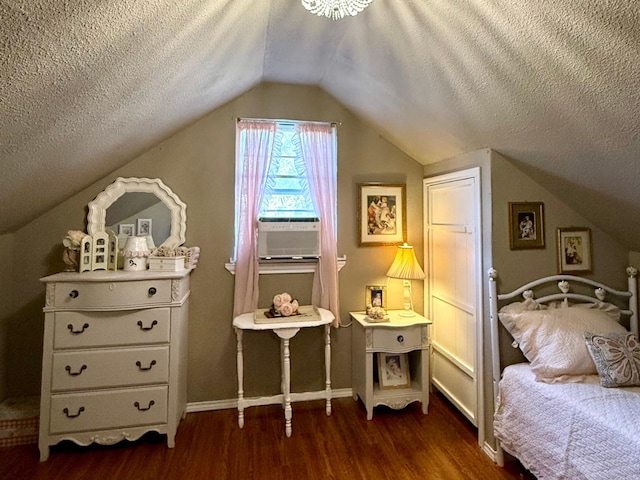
[488,267,640,479]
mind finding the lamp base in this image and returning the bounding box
[399,281,416,317]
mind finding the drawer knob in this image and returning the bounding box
[136,360,157,371]
[65,364,87,376]
[63,406,85,418]
[397,335,404,343]
[69,289,79,298]
[137,320,158,331]
[67,323,89,334]
[148,287,157,296]
[134,400,155,412]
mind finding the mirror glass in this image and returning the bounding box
[88,177,186,249]
[105,192,172,248]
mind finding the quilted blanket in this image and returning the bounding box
[494,363,640,480]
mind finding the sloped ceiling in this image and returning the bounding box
[2,1,639,248]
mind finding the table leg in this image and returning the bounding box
[280,339,286,408]
[235,327,245,428]
[324,324,332,416]
[282,337,292,437]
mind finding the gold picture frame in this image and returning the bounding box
[358,183,406,246]
[557,227,592,274]
[365,285,386,310]
[508,202,545,250]
[377,353,411,389]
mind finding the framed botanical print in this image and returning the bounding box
[508,202,545,249]
[557,227,592,274]
[358,183,406,246]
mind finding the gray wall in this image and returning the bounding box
[0,83,425,403]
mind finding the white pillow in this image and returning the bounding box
[499,304,627,383]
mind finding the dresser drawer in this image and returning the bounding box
[53,279,172,309]
[53,309,170,349]
[49,386,168,434]
[51,346,169,392]
[372,326,424,351]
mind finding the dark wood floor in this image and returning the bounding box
[0,392,534,480]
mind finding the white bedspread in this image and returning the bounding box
[494,363,640,480]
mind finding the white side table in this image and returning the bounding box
[232,308,334,437]
[350,310,431,420]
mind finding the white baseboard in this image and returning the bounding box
[186,388,353,413]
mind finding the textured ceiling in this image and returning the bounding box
[1,0,639,248]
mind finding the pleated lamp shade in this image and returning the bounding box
[386,243,424,317]
[386,243,425,280]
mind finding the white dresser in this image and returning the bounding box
[38,269,191,461]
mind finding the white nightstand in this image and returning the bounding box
[350,310,431,420]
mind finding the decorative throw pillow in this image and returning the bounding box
[585,332,640,387]
[498,304,627,382]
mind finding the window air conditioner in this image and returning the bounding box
[258,219,321,259]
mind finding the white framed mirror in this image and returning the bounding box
[87,177,187,249]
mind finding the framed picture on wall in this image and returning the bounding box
[377,353,411,389]
[508,202,545,249]
[358,183,407,246]
[137,218,152,236]
[118,224,135,236]
[557,227,592,274]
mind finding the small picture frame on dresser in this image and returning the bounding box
[377,353,411,389]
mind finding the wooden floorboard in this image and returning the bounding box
[0,392,534,479]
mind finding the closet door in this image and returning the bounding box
[424,169,482,430]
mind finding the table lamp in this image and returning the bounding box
[386,243,425,317]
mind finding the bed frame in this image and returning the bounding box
[487,266,638,466]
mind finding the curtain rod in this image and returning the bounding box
[236,117,341,127]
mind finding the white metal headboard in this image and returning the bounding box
[487,266,638,465]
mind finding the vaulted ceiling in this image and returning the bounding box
[2,1,639,248]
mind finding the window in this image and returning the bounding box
[232,118,340,321]
[233,118,337,261]
[257,123,317,219]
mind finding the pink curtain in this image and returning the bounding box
[297,123,340,326]
[233,120,277,317]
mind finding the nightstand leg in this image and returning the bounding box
[365,352,374,420]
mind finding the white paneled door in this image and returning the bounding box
[424,168,483,441]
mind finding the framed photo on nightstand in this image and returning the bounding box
[365,285,386,310]
[377,353,411,389]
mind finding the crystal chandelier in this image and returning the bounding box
[301,0,374,20]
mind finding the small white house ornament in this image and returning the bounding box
[122,236,150,271]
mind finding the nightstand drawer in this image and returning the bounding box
[372,326,423,351]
